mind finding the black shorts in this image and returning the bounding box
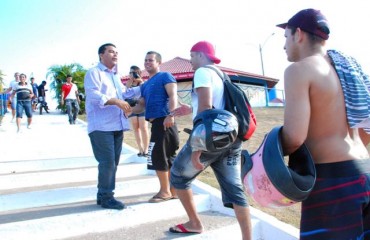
[147,117,179,171]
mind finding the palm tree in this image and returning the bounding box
[46,63,86,113]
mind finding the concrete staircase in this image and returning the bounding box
[0,112,299,240]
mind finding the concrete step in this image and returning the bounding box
[0,176,298,240]
[0,171,244,240]
[0,162,151,192]
[0,154,146,175]
[0,112,300,239]
[64,211,244,240]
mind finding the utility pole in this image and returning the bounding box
[259,33,275,76]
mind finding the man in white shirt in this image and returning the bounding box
[61,74,80,124]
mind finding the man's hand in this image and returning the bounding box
[191,150,204,170]
[116,99,132,113]
[163,115,175,130]
[172,102,192,117]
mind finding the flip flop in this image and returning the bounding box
[169,224,201,234]
[148,195,172,203]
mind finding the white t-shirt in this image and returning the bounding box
[191,65,224,120]
[65,83,78,100]
[9,80,19,99]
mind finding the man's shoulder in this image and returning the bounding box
[287,55,329,79]
[158,71,174,77]
[158,71,176,82]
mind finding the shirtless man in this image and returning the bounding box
[277,8,370,239]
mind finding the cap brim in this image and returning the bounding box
[208,55,221,64]
[276,23,288,29]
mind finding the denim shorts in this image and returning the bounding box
[16,100,32,118]
[170,138,248,208]
[129,112,145,118]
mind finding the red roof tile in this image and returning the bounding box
[121,57,279,87]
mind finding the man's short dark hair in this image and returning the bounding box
[146,51,162,63]
[98,43,116,55]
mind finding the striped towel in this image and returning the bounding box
[327,49,370,134]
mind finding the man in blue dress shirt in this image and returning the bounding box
[84,43,140,210]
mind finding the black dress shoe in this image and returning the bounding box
[101,197,126,210]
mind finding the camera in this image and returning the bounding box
[132,72,140,79]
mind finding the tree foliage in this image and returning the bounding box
[46,63,86,113]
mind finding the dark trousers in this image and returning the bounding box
[89,130,123,196]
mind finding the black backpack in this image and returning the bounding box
[203,66,257,141]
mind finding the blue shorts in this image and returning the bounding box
[16,100,32,118]
[129,112,145,118]
[170,138,248,209]
[300,159,370,240]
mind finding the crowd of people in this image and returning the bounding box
[0,72,83,131]
[0,73,51,132]
[0,7,369,239]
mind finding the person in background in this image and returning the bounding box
[125,65,149,157]
[30,77,38,111]
[0,82,5,125]
[37,81,49,114]
[11,73,33,132]
[61,74,80,124]
[169,41,252,238]
[4,72,20,122]
[84,43,139,210]
[276,8,370,239]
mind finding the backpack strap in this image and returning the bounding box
[192,65,228,90]
[202,65,229,82]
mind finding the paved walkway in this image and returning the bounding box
[0,110,129,161]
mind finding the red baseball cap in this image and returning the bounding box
[190,41,221,64]
[276,8,330,40]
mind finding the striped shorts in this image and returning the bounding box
[300,159,370,240]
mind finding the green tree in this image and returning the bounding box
[46,63,86,113]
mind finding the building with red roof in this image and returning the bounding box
[122,57,282,106]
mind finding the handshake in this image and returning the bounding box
[125,98,137,107]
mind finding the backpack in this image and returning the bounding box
[203,66,257,141]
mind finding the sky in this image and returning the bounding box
[1,0,369,90]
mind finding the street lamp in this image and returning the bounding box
[258,32,275,76]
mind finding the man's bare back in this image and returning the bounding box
[283,55,369,163]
